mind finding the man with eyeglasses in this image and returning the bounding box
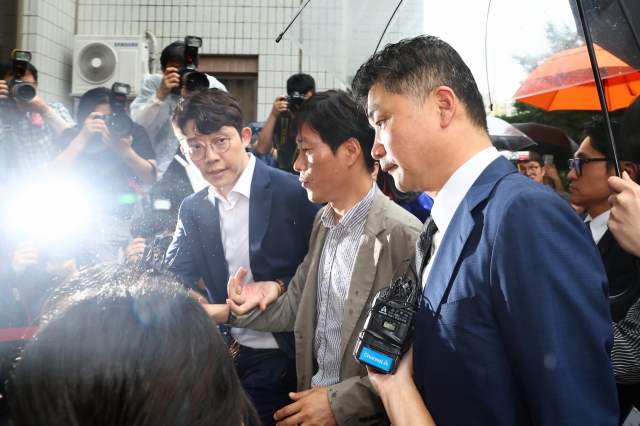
[568,115,639,417]
[164,88,320,426]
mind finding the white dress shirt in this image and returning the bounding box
[422,147,500,288]
[208,154,279,349]
[585,210,610,245]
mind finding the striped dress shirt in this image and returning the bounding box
[311,184,375,388]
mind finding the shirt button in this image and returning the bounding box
[318,369,323,374]
[324,273,329,279]
[347,228,352,233]
[321,307,326,313]
[331,239,337,245]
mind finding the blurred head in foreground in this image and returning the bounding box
[10,264,256,426]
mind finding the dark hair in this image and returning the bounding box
[0,60,38,82]
[582,115,622,170]
[519,151,544,166]
[351,35,487,132]
[172,88,244,136]
[160,41,198,68]
[287,74,315,96]
[291,90,375,173]
[621,96,640,180]
[75,87,111,124]
[10,265,257,426]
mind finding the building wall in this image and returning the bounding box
[15,0,346,120]
[19,0,77,109]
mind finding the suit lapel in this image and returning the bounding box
[248,161,273,276]
[339,189,387,364]
[192,190,228,303]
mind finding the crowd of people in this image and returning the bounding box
[2,33,640,426]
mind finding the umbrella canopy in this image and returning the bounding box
[487,116,536,151]
[514,44,640,111]
[512,122,578,151]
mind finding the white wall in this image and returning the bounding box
[20,0,346,119]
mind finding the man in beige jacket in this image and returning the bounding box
[225,90,421,426]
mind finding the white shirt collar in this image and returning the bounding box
[208,153,256,208]
[431,147,500,236]
[585,210,610,245]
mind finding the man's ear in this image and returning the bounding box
[342,137,363,168]
[621,161,639,182]
[240,127,253,148]
[432,86,457,129]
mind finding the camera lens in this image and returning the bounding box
[12,82,36,102]
[107,113,134,139]
[184,71,209,93]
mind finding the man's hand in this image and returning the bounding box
[157,67,181,101]
[270,95,288,118]
[0,80,8,100]
[80,112,108,139]
[15,93,51,114]
[124,238,146,262]
[274,387,337,426]
[46,258,79,281]
[543,163,564,190]
[609,171,640,257]
[103,127,134,156]
[11,242,38,276]
[226,267,280,314]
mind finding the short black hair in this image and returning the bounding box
[0,60,38,82]
[160,41,198,68]
[291,90,375,173]
[519,151,544,166]
[10,264,257,426]
[582,115,622,170]
[172,88,244,137]
[351,35,487,132]
[75,87,111,124]
[621,96,640,180]
[287,73,315,96]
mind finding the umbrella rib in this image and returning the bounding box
[374,0,405,55]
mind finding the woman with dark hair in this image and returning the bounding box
[9,265,258,426]
[51,87,157,263]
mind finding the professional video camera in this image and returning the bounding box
[2,50,36,105]
[353,259,421,374]
[96,82,134,139]
[170,36,210,96]
[286,91,306,114]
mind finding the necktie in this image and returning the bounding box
[416,215,438,284]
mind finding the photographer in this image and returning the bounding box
[130,40,226,181]
[255,74,315,174]
[0,59,74,181]
[51,87,156,263]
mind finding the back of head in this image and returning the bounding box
[287,73,315,96]
[160,41,198,68]
[291,90,375,172]
[172,88,244,137]
[583,115,623,169]
[0,60,38,81]
[351,35,487,132]
[10,265,256,426]
[76,87,111,124]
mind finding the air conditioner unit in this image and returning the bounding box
[72,35,149,98]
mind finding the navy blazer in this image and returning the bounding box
[413,156,619,425]
[598,229,635,322]
[165,159,320,357]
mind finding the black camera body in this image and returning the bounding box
[3,50,36,104]
[286,91,306,114]
[97,82,134,139]
[171,36,209,96]
[353,260,421,374]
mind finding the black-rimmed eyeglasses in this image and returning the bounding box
[567,158,608,176]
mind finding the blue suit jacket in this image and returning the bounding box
[165,159,320,357]
[413,156,619,425]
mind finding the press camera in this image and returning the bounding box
[96,82,134,139]
[170,36,210,96]
[286,91,306,114]
[3,50,36,104]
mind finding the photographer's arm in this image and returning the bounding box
[256,96,288,155]
[50,112,106,171]
[130,74,175,136]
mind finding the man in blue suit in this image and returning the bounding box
[351,35,619,425]
[164,89,320,426]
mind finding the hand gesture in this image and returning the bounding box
[0,80,8,100]
[11,241,38,276]
[124,238,147,263]
[102,126,133,155]
[226,267,280,315]
[608,171,640,258]
[80,112,108,139]
[157,67,181,101]
[271,95,288,118]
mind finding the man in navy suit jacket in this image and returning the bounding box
[164,89,319,426]
[351,35,619,425]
